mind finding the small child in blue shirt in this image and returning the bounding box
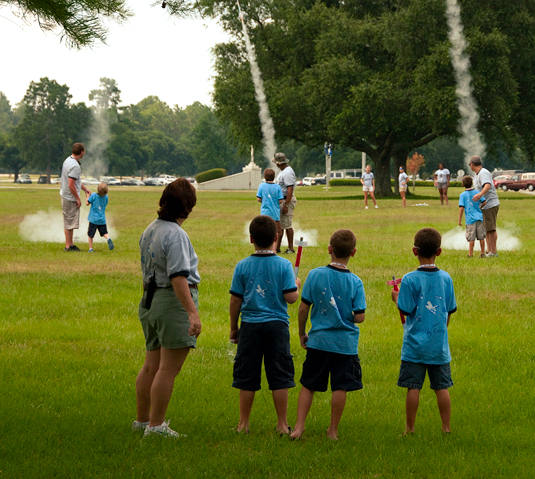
[256,168,284,226]
[458,175,486,258]
[86,182,114,252]
[229,215,301,434]
[290,229,366,440]
[391,228,457,435]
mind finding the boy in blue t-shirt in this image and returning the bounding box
[229,215,301,434]
[391,228,457,435]
[86,182,114,252]
[290,229,366,440]
[458,175,486,258]
[256,168,284,226]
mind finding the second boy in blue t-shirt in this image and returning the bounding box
[290,229,366,440]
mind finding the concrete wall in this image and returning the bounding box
[196,163,262,191]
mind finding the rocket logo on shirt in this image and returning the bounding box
[425,301,438,314]
[255,284,266,298]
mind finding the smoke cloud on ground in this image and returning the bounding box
[19,207,118,245]
[442,226,520,251]
[243,221,318,248]
[240,15,277,165]
[445,0,487,168]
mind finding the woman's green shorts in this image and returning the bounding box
[138,287,199,350]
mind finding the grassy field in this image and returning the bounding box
[1,184,534,478]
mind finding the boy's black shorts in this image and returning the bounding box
[232,321,295,391]
[300,347,362,392]
[87,222,108,238]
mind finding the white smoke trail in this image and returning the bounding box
[445,0,486,168]
[84,109,111,179]
[240,16,277,163]
[442,226,520,251]
[19,208,118,245]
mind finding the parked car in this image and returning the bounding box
[158,174,177,185]
[99,176,121,186]
[493,175,512,190]
[499,172,535,191]
[295,179,304,187]
[302,177,316,186]
[50,177,61,184]
[38,175,48,184]
[121,178,145,186]
[314,176,327,185]
[143,177,162,186]
[15,173,32,184]
[82,177,100,186]
[185,177,196,183]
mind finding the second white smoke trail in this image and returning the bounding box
[445,0,486,168]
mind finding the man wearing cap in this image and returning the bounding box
[274,152,297,254]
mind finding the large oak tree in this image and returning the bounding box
[201,0,535,196]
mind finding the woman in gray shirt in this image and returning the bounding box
[133,178,202,437]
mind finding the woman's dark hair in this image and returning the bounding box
[157,178,197,221]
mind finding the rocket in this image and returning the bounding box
[237,0,244,22]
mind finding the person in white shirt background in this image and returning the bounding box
[434,163,451,206]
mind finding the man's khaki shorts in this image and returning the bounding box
[280,196,297,230]
[399,186,407,192]
[61,197,80,230]
[482,205,499,232]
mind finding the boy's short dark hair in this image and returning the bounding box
[158,178,197,221]
[250,215,277,248]
[461,175,473,188]
[97,182,108,196]
[414,228,441,258]
[264,168,275,182]
[330,229,356,259]
[72,143,85,155]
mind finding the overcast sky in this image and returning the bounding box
[0,0,231,109]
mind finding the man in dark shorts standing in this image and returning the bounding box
[469,156,500,257]
[60,143,90,252]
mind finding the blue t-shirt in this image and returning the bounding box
[257,182,284,221]
[230,254,298,325]
[301,265,366,355]
[397,267,457,365]
[459,189,486,225]
[87,193,108,225]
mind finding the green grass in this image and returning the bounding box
[1,184,534,478]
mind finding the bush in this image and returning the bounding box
[196,168,227,183]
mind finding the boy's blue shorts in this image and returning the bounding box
[87,222,108,238]
[232,320,295,391]
[397,361,453,390]
[300,348,362,392]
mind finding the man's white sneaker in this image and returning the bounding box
[132,420,149,431]
[375,205,379,209]
[365,206,368,209]
[143,421,186,438]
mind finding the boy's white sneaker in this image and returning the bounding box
[132,420,149,431]
[143,420,185,438]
